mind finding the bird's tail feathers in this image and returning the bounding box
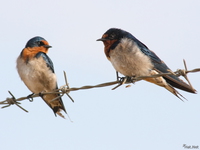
[55,108,66,119]
[41,94,67,118]
[144,70,186,101]
[163,84,186,101]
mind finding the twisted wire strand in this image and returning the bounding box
[1,60,199,112]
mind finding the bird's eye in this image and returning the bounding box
[37,41,45,46]
[109,33,116,39]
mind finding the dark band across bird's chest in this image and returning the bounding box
[104,40,119,58]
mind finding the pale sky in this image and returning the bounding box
[0,0,200,150]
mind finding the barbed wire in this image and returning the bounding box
[1,60,199,112]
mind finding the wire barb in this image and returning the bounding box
[0,60,199,113]
[182,59,196,93]
[63,71,74,102]
[1,91,29,112]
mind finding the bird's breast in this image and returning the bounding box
[16,56,57,93]
[109,38,153,77]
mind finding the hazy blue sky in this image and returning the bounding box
[0,0,199,150]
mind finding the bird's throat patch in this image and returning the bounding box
[104,39,118,58]
[21,47,48,63]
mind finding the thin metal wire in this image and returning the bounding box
[0,60,199,112]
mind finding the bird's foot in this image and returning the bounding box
[112,76,135,90]
[27,93,34,102]
[119,76,136,83]
[38,92,44,97]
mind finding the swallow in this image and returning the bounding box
[16,36,66,118]
[97,28,196,100]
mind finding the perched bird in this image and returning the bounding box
[16,36,66,118]
[97,28,196,100]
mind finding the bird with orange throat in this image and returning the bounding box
[97,28,196,100]
[17,36,66,118]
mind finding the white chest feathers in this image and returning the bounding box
[109,38,153,77]
[16,56,57,93]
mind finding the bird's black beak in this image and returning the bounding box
[44,45,52,48]
[96,38,108,41]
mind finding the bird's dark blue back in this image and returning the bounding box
[122,29,195,92]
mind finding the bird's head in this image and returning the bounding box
[25,36,52,51]
[97,28,131,57]
[97,28,132,42]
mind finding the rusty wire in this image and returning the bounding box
[1,60,199,112]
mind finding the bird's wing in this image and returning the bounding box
[35,52,55,73]
[34,52,67,117]
[131,36,196,93]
